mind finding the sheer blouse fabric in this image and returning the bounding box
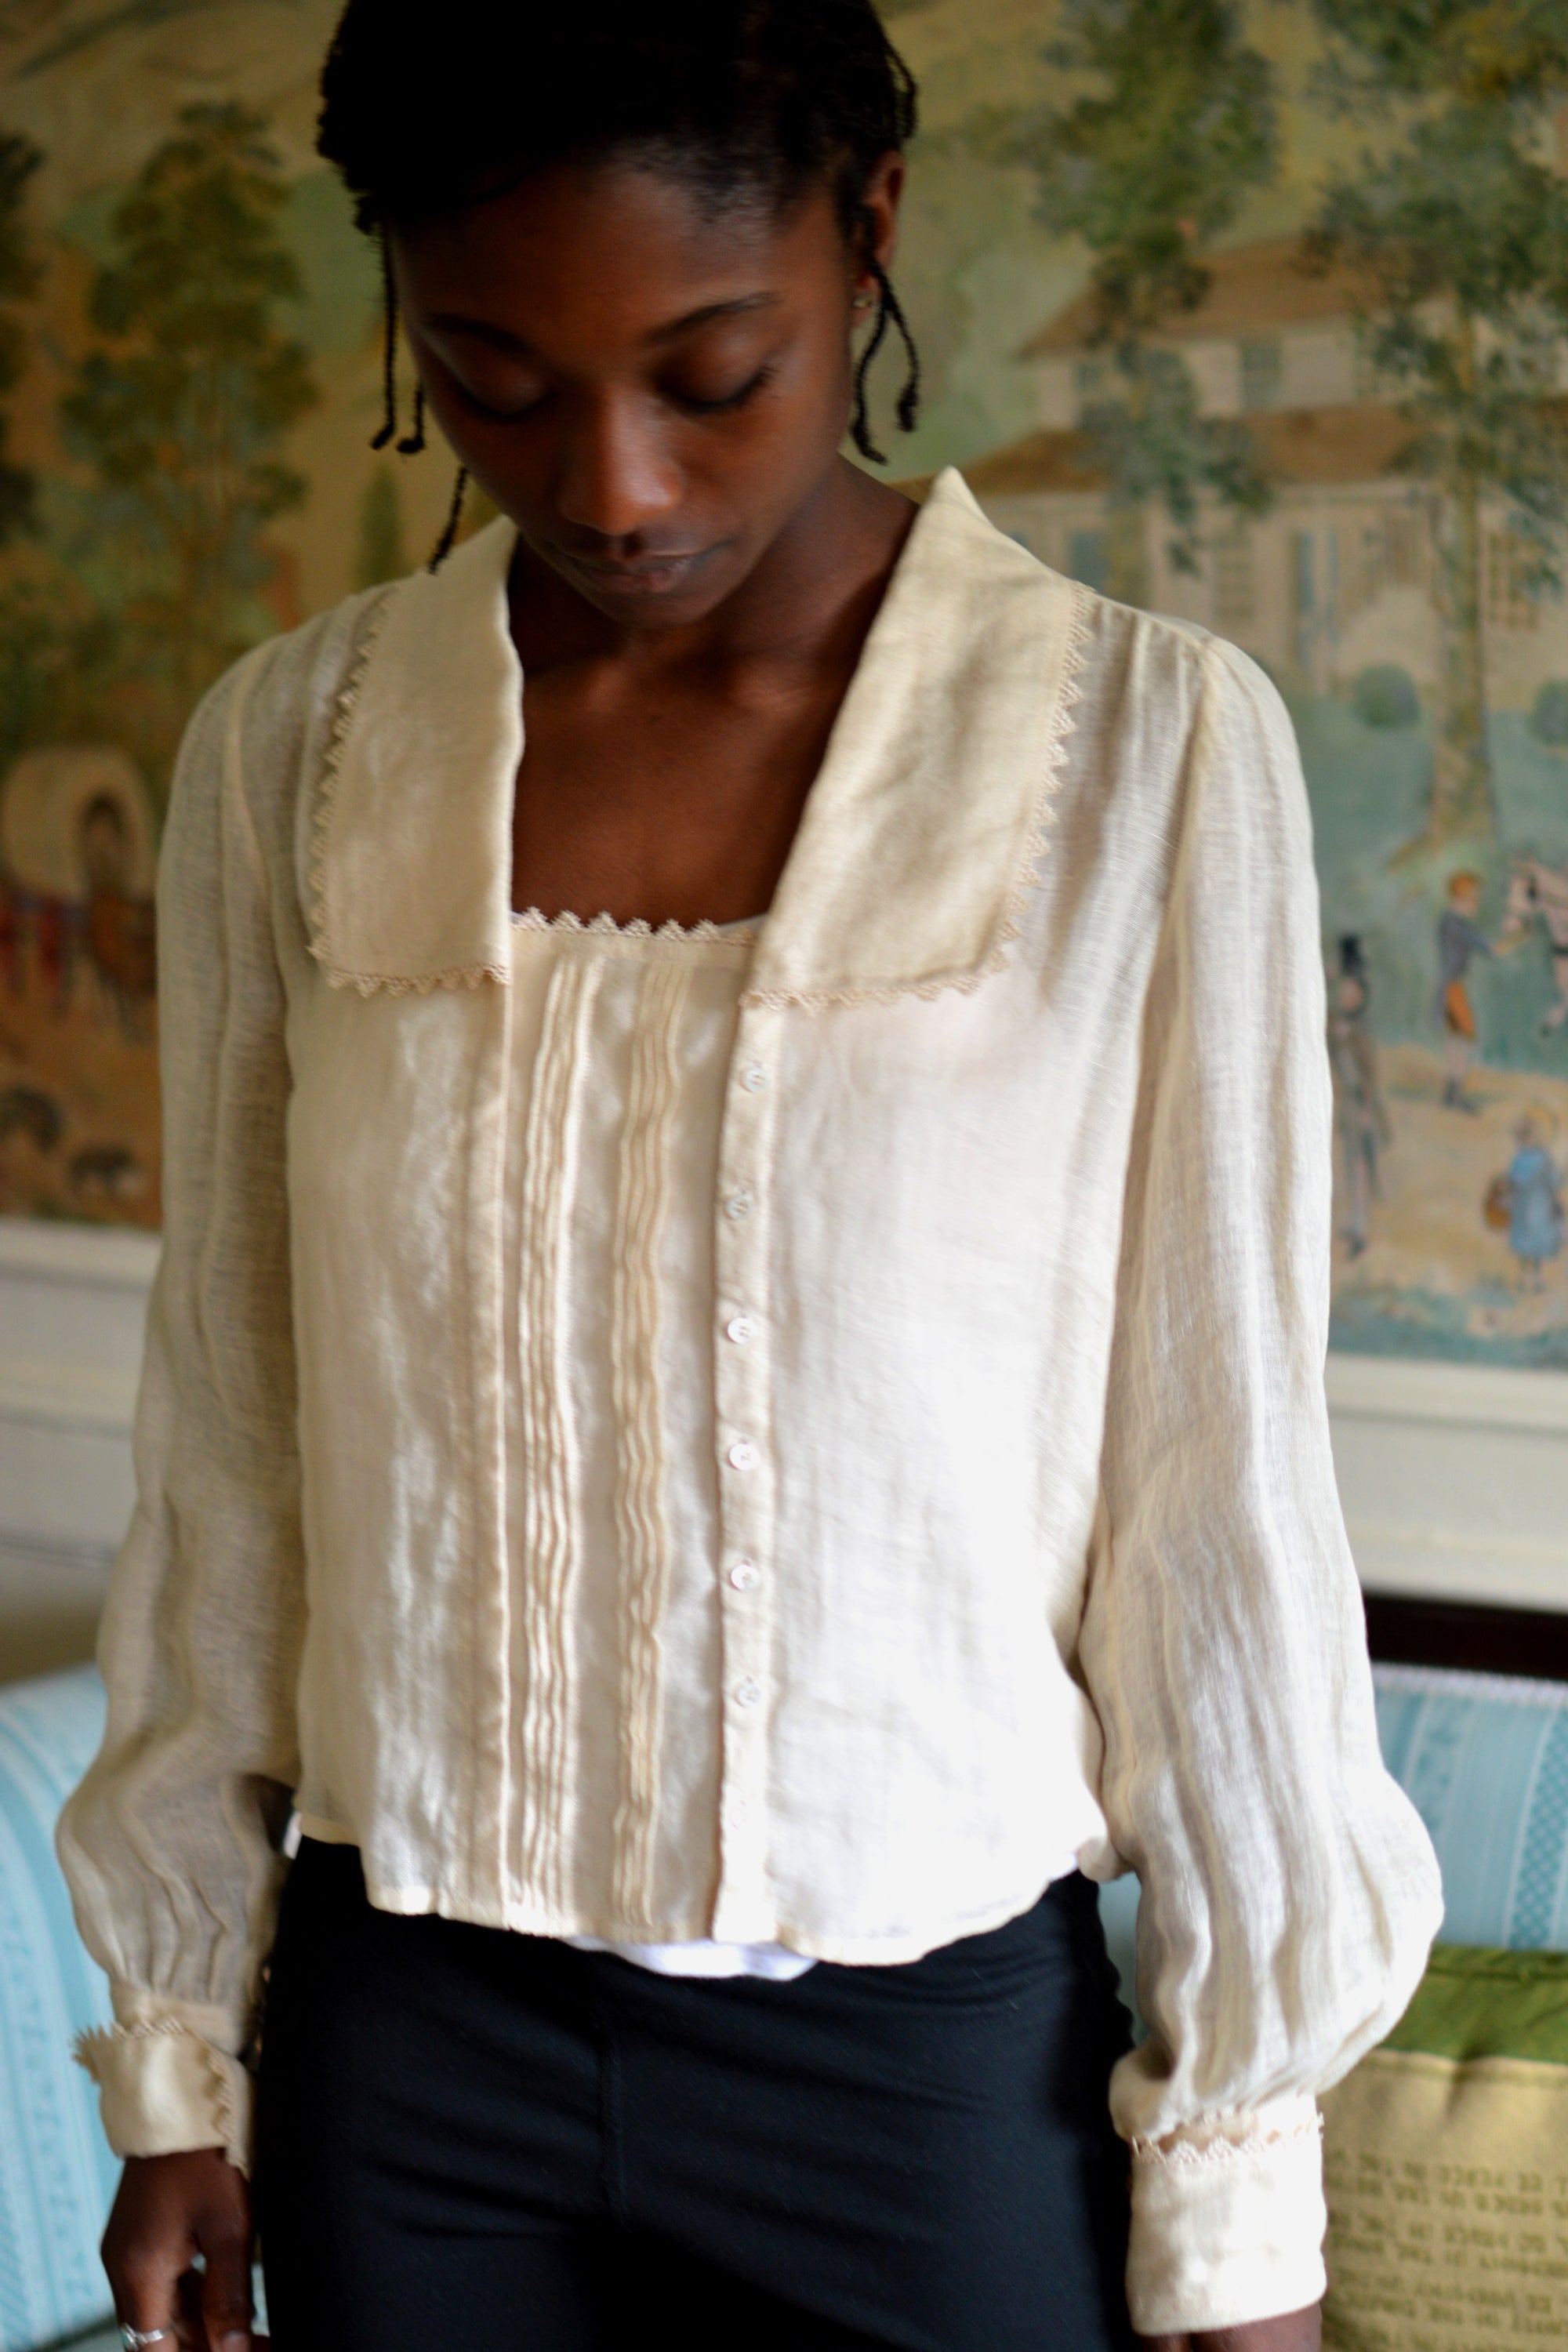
[56,472,1441,2338]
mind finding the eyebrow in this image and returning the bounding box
[423,292,781,356]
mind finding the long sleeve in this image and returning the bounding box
[56,642,305,2174]
[1080,639,1443,2336]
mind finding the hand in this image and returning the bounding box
[101,2151,267,2352]
[1140,2306,1322,2352]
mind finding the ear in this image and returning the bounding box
[853,150,906,296]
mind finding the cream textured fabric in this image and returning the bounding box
[56,470,1441,2336]
[505,909,820,1985]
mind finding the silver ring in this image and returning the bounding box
[120,2328,176,2349]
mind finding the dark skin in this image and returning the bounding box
[103,153,1319,2352]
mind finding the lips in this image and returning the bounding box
[562,544,717,596]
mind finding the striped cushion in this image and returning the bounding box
[1374,1663,1568,1951]
[0,1667,116,2352]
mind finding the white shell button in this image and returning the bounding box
[728,1559,761,1591]
[727,1438,760,1471]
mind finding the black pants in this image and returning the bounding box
[255,1841,1137,2351]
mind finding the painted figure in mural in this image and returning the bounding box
[0,743,161,1217]
[1436,872,1499,1112]
[81,794,157,1042]
[57,10,1440,2352]
[1327,935,1388,1259]
[1501,857,1568,1042]
[1504,1109,1566,1295]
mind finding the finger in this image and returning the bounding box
[198,2225,256,2352]
[109,2249,181,2347]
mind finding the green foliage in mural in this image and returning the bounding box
[0,130,40,546]
[1308,1,1568,847]
[0,571,117,784]
[1025,0,1277,329]
[62,100,318,732]
[998,0,1278,603]
[6,0,250,78]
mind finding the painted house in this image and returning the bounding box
[969,238,1568,712]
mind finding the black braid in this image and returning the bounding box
[851,227,920,466]
[397,379,427,458]
[371,233,398,451]
[429,467,469,573]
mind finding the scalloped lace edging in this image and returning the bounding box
[327,960,512,999]
[1131,2111,1324,2171]
[739,577,1093,1012]
[511,907,762,946]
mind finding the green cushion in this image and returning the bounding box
[1382,1944,1568,2063]
[1323,1944,1568,2350]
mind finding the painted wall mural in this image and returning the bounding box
[0,2,1565,1373]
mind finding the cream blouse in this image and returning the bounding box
[57,470,1442,2339]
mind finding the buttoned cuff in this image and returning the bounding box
[73,1987,253,2176]
[1125,2094,1327,2337]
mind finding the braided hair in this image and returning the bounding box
[318,0,922,562]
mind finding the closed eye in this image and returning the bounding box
[452,379,549,424]
[673,365,777,416]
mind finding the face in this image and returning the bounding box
[1454,880,1480,916]
[394,154,902,628]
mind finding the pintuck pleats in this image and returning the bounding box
[499,919,754,1940]
[611,960,695,1923]
[512,955,605,1914]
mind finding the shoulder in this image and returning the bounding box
[167,583,397,846]
[230,583,397,765]
[1049,580,1306,840]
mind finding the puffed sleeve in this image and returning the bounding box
[1079,637,1443,2336]
[55,639,305,2175]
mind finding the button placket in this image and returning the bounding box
[710,1003,782,1940]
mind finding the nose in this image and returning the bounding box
[554,387,683,543]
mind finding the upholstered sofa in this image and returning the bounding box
[5,1658,1567,2352]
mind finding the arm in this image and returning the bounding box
[1080,641,1442,2343]
[56,640,305,2173]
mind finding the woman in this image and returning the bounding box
[57,7,1440,2350]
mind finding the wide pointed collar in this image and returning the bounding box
[307,469,1088,1006]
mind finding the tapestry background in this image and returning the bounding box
[0,0,1566,1371]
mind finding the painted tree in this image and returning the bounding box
[63,103,317,735]
[0,131,42,547]
[1308,2,1568,845]
[1004,0,1278,606]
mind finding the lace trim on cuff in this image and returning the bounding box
[73,2020,251,2174]
[1131,2109,1324,2171]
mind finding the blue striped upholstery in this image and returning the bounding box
[1372,1662,1568,1951]
[0,1667,116,2352]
